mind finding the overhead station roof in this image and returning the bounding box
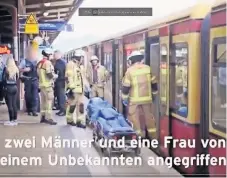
[25,0,83,44]
[0,0,17,44]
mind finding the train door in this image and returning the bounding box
[147,36,160,145]
[207,3,226,176]
[115,39,124,113]
[103,41,113,105]
[158,27,170,157]
[169,16,208,174]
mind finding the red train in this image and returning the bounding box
[64,0,226,176]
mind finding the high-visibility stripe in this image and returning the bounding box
[161,97,166,102]
[123,77,131,86]
[66,65,83,93]
[130,96,152,103]
[146,74,152,97]
[151,76,156,82]
[39,69,52,87]
[147,128,157,133]
[130,67,150,76]
[130,68,152,103]
[122,94,129,100]
[135,130,141,134]
[41,110,45,113]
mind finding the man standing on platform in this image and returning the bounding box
[53,50,66,116]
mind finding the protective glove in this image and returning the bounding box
[53,73,58,79]
[66,88,71,95]
[66,88,74,99]
[122,100,128,106]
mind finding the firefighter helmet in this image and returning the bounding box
[42,48,53,57]
[90,55,99,62]
[128,50,144,64]
[72,50,83,61]
[74,50,82,57]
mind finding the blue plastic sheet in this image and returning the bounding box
[87,97,112,118]
[87,98,135,135]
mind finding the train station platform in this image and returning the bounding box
[0,103,182,177]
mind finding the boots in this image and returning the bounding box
[40,115,45,123]
[67,122,77,126]
[9,110,14,122]
[44,119,57,125]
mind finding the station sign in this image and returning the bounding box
[0,45,10,54]
[19,19,74,32]
[24,13,39,34]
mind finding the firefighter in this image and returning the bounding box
[121,50,158,139]
[87,55,109,100]
[65,51,85,128]
[37,48,57,125]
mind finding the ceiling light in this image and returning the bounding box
[43,12,49,17]
[44,2,51,7]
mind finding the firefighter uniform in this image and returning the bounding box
[37,49,57,125]
[121,51,158,139]
[65,51,85,128]
[87,55,109,99]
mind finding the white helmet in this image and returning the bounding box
[90,55,99,62]
[128,50,143,61]
[74,50,82,57]
[42,48,53,57]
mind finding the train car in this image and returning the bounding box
[147,3,212,175]
[112,38,124,114]
[102,40,114,105]
[202,0,226,176]
[64,0,226,176]
[82,46,89,70]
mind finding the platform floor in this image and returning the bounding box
[0,102,182,178]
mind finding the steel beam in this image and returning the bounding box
[26,0,73,6]
[0,1,18,62]
[26,5,72,13]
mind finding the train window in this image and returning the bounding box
[119,51,123,80]
[104,53,107,68]
[211,38,226,132]
[106,53,109,70]
[170,43,188,117]
[160,44,168,116]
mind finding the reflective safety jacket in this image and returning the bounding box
[37,58,55,88]
[86,64,109,87]
[65,61,83,94]
[122,63,157,105]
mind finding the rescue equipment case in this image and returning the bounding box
[86,98,141,156]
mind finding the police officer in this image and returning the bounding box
[65,51,85,128]
[87,55,109,100]
[37,48,57,125]
[121,51,158,139]
[19,47,39,116]
[53,50,66,116]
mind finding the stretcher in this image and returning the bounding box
[86,98,141,156]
